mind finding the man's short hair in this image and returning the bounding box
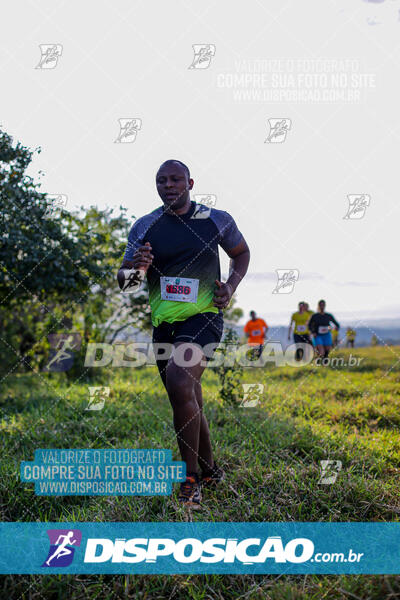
[158,159,190,179]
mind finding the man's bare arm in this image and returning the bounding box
[225,238,250,294]
[212,238,250,308]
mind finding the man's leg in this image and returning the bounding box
[294,335,303,361]
[153,312,223,496]
[165,342,206,474]
[320,344,331,366]
[293,333,306,362]
[152,336,205,473]
[152,321,174,391]
[193,379,214,474]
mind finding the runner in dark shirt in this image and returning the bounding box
[308,300,340,364]
[117,160,250,508]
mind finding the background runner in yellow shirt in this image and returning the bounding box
[346,327,356,348]
[288,301,313,360]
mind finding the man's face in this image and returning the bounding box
[156,163,193,211]
[250,311,256,320]
[319,301,326,311]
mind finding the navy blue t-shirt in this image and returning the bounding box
[123,201,243,326]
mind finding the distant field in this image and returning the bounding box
[1,346,400,599]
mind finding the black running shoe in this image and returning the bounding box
[178,474,202,509]
[201,463,225,488]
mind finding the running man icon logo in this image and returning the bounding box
[42,529,82,567]
[35,44,63,69]
[44,333,82,372]
[188,44,216,69]
[190,203,211,219]
[343,194,371,220]
[272,269,299,294]
[193,194,217,208]
[265,119,292,143]
[318,460,342,485]
[114,118,142,143]
[86,386,110,411]
[43,194,68,219]
[120,268,145,293]
[240,384,264,407]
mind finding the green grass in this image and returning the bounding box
[1,346,400,598]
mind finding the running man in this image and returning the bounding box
[308,300,340,364]
[117,160,250,508]
[244,310,268,359]
[45,334,78,371]
[288,301,312,361]
[45,531,76,566]
[346,327,356,348]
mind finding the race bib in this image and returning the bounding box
[251,329,261,336]
[160,277,199,303]
[296,325,307,333]
[318,326,330,334]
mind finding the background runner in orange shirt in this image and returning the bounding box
[244,310,268,358]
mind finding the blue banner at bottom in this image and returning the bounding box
[0,522,398,574]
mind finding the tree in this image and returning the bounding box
[0,129,103,304]
[0,128,150,378]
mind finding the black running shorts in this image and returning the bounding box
[152,311,224,387]
[293,333,312,345]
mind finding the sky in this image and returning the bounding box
[1,0,400,326]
